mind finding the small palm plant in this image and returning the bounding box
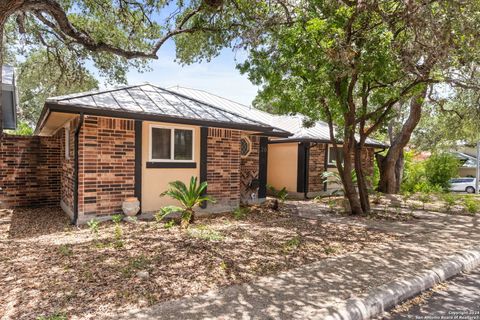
[160,176,215,228]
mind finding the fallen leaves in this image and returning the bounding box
[0,205,396,320]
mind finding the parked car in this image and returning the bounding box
[449,177,477,193]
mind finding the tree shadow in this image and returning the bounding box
[1,206,71,239]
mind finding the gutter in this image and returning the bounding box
[72,113,84,225]
[41,102,292,138]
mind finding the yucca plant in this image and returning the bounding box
[160,176,215,228]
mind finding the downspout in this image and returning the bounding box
[72,113,84,225]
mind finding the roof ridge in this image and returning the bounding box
[47,83,148,102]
[150,84,288,133]
[170,85,280,119]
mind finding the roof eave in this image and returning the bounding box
[269,137,389,148]
[38,102,292,136]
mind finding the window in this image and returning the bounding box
[64,125,70,160]
[328,146,344,165]
[150,125,194,162]
[240,137,251,157]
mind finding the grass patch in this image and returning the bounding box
[283,235,301,252]
[120,255,151,277]
[233,207,250,220]
[187,225,224,241]
[37,312,68,320]
[58,244,73,257]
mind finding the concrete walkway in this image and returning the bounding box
[118,202,480,320]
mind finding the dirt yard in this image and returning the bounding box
[0,204,396,320]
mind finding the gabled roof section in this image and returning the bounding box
[36,84,291,136]
[170,86,388,148]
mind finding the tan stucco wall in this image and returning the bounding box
[267,143,298,193]
[459,167,476,177]
[141,121,200,213]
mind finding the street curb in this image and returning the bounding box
[322,246,480,320]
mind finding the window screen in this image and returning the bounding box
[151,127,171,160]
[174,129,193,160]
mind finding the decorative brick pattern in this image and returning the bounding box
[78,116,136,218]
[308,143,327,192]
[240,135,260,203]
[0,134,61,208]
[206,128,241,207]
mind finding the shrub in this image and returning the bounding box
[160,176,215,228]
[401,151,455,193]
[401,154,427,193]
[87,218,100,240]
[424,153,459,190]
[418,193,432,210]
[463,197,479,215]
[268,185,288,202]
[441,193,456,212]
[111,214,124,248]
[163,220,175,229]
[233,206,250,220]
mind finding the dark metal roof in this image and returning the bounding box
[35,84,291,136]
[171,86,388,148]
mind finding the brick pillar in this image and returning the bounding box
[206,128,241,210]
[77,116,135,222]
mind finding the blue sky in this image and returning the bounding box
[121,42,259,106]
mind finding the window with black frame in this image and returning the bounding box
[328,146,345,165]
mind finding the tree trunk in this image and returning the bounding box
[339,145,364,215]
[377,86,428,194]
[354,143,370,213]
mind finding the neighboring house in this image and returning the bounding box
[170,87,386,198]
[1,65,18,130]
[451,151,478,177]
[0,83,386,224]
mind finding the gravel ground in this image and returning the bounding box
[0,204,396,320]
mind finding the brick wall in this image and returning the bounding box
[307,144,375,193]
[360,147,375,185]
[240,135,260,203]
[0,134,61,208]
[55,119,76,214]
[78,116,136,220]
[206,128,241,208]
[308,143,327,192]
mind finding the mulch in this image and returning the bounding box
[0,204,396,320]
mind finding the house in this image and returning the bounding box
[170,87,387,198]
[1,83,386,224]
[29,84,293,224]
[451,151,478,177]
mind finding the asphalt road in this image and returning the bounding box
[382,268,480,320]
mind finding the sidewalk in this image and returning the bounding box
[118,202,480,320]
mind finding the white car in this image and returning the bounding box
[449,177,477,193]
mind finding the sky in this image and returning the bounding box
[119,42,259,106]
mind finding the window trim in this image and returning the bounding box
[240,136,252,158]
[327,145,344,165]
[149,124,195,163]
[64,124,70,160]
